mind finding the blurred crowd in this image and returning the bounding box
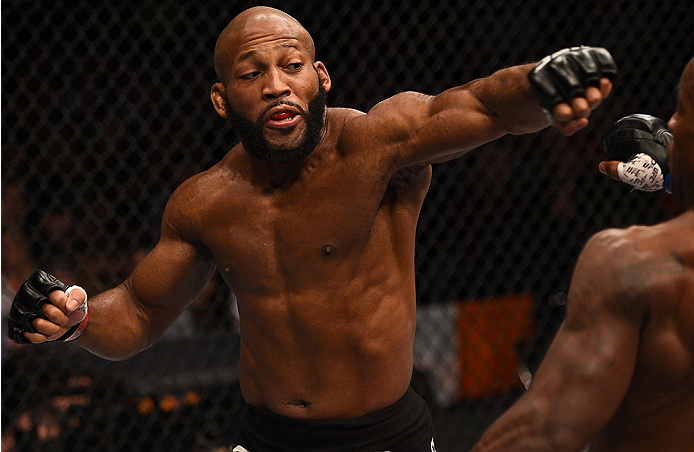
[1,180,240,452]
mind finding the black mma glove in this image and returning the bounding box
[7,269,89,344]
[601,114,672,192]
[529,46,618,115]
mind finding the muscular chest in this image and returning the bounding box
[201,164,387,291]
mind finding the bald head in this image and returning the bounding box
[214,7,315,82]
[681,57,694,104]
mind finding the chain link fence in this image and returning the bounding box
[2,0,692,450]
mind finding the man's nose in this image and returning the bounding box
[262,69,291,99]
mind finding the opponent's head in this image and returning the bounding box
[210,7,331,165]
[667,57,694,209]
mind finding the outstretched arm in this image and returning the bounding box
[347,47,615,168]
[471,229,648,452]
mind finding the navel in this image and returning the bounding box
[286,399,312,408]
[322,244,336,257]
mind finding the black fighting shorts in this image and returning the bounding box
[232,386,436,452]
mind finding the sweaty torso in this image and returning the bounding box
[185,108,432,419]
[592,211,694,452]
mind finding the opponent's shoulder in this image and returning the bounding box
[585,215,694,267]
[581,222,672,260]
[576,223,688,314]
[570,227,642,296]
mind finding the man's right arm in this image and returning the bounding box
[77,233,216,360]
[19,183,217,360]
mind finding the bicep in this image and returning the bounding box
[79,177,218,360]
[409,91,503,165]
[127,233,216,341]
[355,87,505,169]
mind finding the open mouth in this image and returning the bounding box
[271,111,294,121]
[265,108,301,129]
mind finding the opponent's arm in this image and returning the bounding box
[10,184,216,360]
[471,230,646,452]
[599,114,672,192]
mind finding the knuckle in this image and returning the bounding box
[33,317,58,334]
[588,92,602,106]
[42,304,68,323]
[572,98,588,110]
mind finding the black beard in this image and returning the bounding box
[228,83,328,164]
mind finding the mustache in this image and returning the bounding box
[257,100,307,124]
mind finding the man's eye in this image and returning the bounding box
[287,63,302,71]
[241,71,261,80]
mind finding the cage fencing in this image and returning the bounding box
[2,0,692,450]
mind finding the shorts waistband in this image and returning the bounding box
[238,386,429,451]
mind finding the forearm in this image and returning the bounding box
[472,407,546,452]
[461,62,550,135]
[424,49,617,163]
[416,63,548,164]
[74,245,216,360]
[472,394,585,452]
[75,282,153,361]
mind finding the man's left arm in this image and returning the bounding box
[467,48,616,137]
[376,47,616,167]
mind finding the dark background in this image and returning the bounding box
[2,0,692,450]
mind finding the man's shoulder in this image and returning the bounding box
[164,155,243,227]
[327,102,411,159]
[327,107,364,135]
[328,106,364,119]
[170,162,235,204]
[332,92,428,134]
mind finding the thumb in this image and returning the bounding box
[599,160,622,181]
[65,286,87,312]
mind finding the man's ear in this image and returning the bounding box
[211,82,230,118]
[314,61,331,93]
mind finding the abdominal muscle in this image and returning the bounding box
[235,286,417,420]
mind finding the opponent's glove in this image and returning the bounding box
[528,46,618,116]
[601,114,672,192]
[7,269,89,344]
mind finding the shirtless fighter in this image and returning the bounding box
[472,57,694,452]
[7,7,616,451]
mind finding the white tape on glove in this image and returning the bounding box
[617,153,664,192]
